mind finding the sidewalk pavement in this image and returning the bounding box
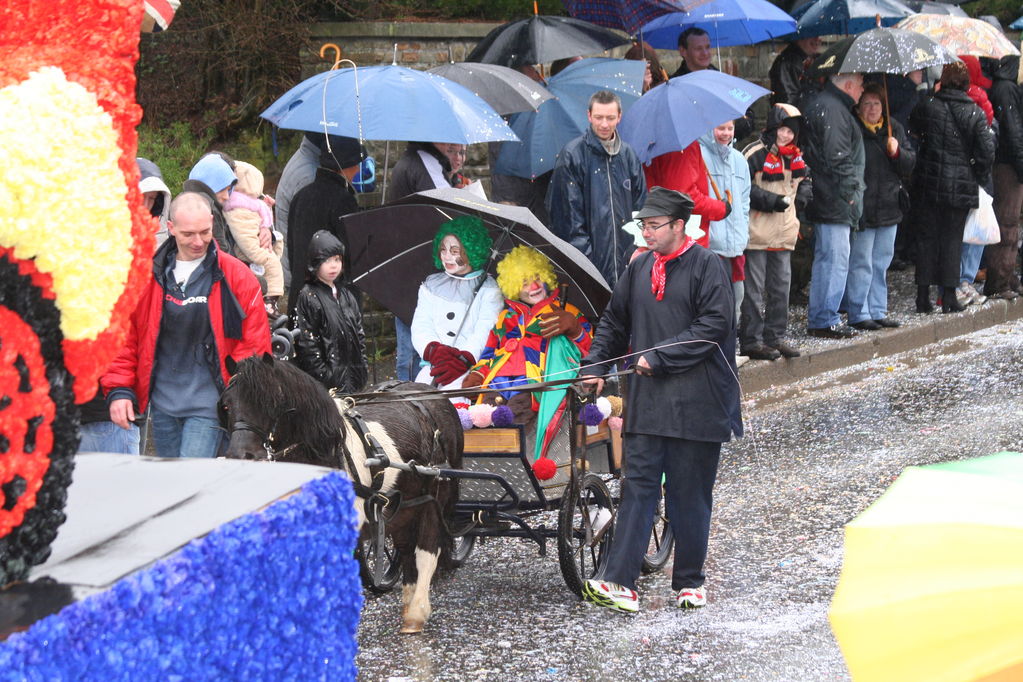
[739,269,1023,394]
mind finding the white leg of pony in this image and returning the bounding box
[400,548,438,634]
[401,582,415,619]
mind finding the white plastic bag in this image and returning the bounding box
[963,187,1000,245]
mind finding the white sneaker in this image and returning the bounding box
[676,586,707,609]
[967,283,987,305]
[735,354,749,368]
[583,579,639,613]
[956,283,972,306]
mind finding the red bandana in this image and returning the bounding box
[651,236,697,301]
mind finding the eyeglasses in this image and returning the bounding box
[638,219,674,232]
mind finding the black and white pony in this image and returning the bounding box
[219,354,462,634]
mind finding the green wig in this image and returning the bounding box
[431,215,492,271]
[496,245,558,299]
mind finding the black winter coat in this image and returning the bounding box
[858,117,915,229]
[989,56,1023,182]
[384,142,451,202]
[580,246,742,442]
[293,279,367,394]
[801,81,866,226]
[286,168,360,314]
[769,43,811,106]
[909,89,995,209]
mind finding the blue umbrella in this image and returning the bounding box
[639,0,798,49]
[789,0,916,37]
[493,58,645,179]
[260,64,517,144]
[1010,15,1023,30]
[618,70,770,165]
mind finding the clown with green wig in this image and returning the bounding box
[462,245,593,426]
[410,216,504,392]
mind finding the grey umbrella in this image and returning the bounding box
[427,62,555,116]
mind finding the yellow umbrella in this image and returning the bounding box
[895,15,1020,59]
[829,452,1023,681]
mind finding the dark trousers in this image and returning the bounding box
[603,434,721,592]
[985,163,1023,294]
[914,201,968,288]
[741,249,792,348]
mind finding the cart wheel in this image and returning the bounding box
[449,534,475,568]
[641,495,674,574]
[558,473,614,597]
[356,520,402,594]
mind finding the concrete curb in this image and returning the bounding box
[739,298,1023,394]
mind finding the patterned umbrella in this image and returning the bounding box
[809,27,957,76]
[142,0,180,32]
[560,0,692,34]
[896,14,1021,59]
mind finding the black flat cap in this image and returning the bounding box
[319,136,367,171]
[635,186,695,222]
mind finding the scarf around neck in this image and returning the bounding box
[651,236,697,301]
[761,143,806,182]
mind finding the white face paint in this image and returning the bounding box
[438,234,472,275]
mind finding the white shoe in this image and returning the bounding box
[676,586,707,609]
[735,354,749,368]
[967,283,987,305]
[956,283,972,306]
[583,579,639,613]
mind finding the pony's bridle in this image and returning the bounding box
[228,408,297,461]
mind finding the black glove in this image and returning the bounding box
[772,194,791,212]
[722,199,732,219]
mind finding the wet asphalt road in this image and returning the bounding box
[356,321,1023,682]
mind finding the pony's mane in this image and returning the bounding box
[232,356,345,464]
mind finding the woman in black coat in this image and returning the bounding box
[843,83,916,329]
[293,231,368,395]
[909,61,995,313]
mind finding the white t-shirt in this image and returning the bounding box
[173,258,203,289]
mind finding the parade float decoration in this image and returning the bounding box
[0,2,361,678]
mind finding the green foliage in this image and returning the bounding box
[137,121,214,195]
[964,0,1021,27]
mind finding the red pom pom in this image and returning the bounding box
[532,457,557,481]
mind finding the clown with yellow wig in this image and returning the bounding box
[463,246,592,426]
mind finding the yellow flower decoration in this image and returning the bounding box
[0,66,133,341]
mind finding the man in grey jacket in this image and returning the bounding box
[801,72,866,338]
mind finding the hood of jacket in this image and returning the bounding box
[698,129,732,162]
[233,160,265,197]
[306,230,345,280]
[993,55,1021,84]
[137,157,171,240]
[762,102,803,147]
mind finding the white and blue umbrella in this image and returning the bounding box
[493,57,645,179]
[260,64,518,144]
[639,0,798,49]
[618,70,770,165]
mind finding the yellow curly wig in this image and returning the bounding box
[496,246,558,299]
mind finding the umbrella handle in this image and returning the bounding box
[319,43,342,69]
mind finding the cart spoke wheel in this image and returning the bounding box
[641,493,674,574]
[449,534,475,568]
[558,473,614,597]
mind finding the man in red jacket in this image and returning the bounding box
[103,192,271,458]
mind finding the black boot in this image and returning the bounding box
[941,286,965,313]
[916,285,933,314]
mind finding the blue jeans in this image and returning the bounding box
[394,317,420,382]
[842,225,897,324]
[808,223,852,328]
[602,434,721,591]
[960,242,984,284]
[77,421,140,455]
[150,407,225,458]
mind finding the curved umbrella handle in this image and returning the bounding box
[320,43,342,69]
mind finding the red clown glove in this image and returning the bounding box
[428,349,475,385]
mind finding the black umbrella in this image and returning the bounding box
[811,27,957,76]
[340,188,611,325]
[466,15,631,69]
[427,62,555,115]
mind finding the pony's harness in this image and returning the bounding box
[230,408,298,460]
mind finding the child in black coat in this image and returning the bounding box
[292,230,367,394]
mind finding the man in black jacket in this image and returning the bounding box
[801,72,866,338]
[286,137,365,315]
[986,55,1023,298]
[769,37,821,106]
[578,187,742,615]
